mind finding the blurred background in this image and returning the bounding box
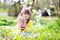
[0,0,60,26]
[0,0,60,17]
[0,0,60,40]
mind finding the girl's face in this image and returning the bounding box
[25,13,30,19]
[23,13,30,20]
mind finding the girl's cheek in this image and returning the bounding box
[27,15,30,18]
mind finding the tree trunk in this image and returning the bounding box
[4,0,6,9]
[59,0,60,10]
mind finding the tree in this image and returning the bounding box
[8,0,22,17]
[4,0,6,9]
[58,0,60,16]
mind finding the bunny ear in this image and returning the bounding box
[20,5,31,15]
[21,7,26,13]
[25,6,31,11]
[28,6,32,10]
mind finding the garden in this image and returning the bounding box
[0,0,60,40]
[0,16,60,40]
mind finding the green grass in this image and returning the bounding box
[0,20,60,40]
[0,16,16,26]
[0,8,8,12]
[0,17,60,40]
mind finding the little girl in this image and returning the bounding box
[17,8,31,33]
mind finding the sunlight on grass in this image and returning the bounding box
[0,17,60,40]
[0,8,8,12]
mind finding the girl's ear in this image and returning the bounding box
[27,6,31,11]
[19,11,24,16]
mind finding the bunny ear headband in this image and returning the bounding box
[21,5,31,13]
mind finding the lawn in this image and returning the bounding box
[0,16,60,40]
[0,8,8,12]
